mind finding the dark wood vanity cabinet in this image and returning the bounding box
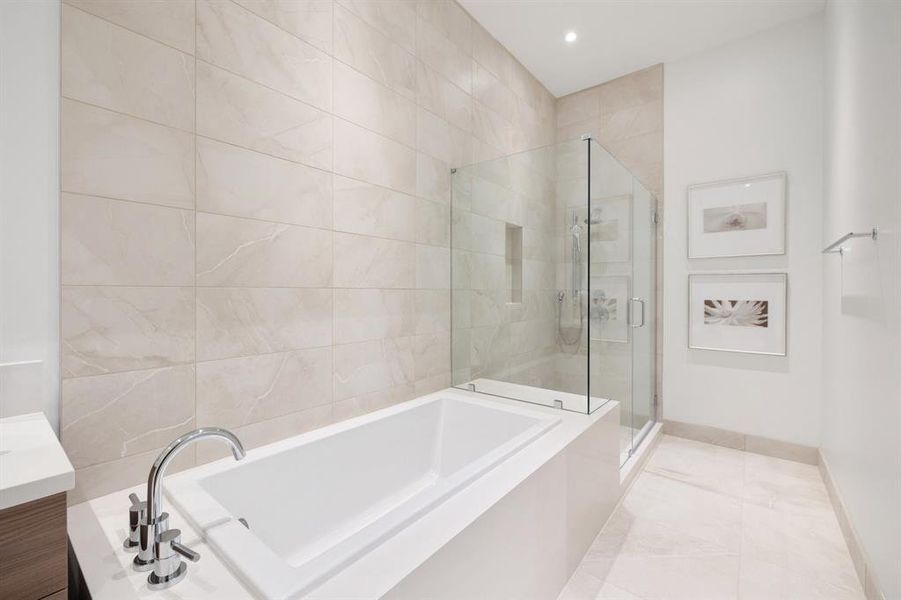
[0,493,68,600]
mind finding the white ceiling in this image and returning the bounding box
[460,0,825,97]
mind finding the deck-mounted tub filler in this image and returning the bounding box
[68,389,620,599]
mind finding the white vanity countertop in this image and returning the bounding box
[0,412,75,510]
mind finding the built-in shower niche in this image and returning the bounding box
[505,224,522,304]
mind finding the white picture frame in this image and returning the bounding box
[688,273,787,356]
[589,276,630,343]
[687,172,786,258]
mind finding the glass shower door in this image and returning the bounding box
[629,179,657,458]
[586,139,657,464]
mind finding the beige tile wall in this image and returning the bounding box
[554,64,665,415]
[59,0,556,502]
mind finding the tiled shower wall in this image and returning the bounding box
[554,65,665,412]
[59,0,555,502]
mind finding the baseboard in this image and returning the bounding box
[662,419,818,465]
[818,450,887,600]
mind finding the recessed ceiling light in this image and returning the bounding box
[564,31,578,44]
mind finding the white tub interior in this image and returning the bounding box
[167,396,560,599]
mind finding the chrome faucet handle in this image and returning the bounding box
[123,493,146,551]
[133,512,169,571]
[148,528,198,590]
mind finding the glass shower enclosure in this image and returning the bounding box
[450,137,657,464]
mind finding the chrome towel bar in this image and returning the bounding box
[822,227,878,255]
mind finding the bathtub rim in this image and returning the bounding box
[164,395,562,599]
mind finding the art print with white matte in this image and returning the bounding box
[688,273,787,355]
[687,172,786,258]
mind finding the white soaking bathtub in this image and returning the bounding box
[166,395,561,599]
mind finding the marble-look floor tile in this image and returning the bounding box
[559,435,864,600]
[643,435,746,498]
[586,472,743,560]
[738,553,864,600]
[603,555,739,600]
[741,501,860,585]
[743,452,834,517]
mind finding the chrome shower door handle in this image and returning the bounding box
[629,298,646,328]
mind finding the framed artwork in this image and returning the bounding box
[687,172,786,258]
[688,273,787,355]
[588,195,631,263]
[589,276,630,343]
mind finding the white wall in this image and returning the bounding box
[0,0,61,430]
[821,1,901,597]
[662,16,824,446]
